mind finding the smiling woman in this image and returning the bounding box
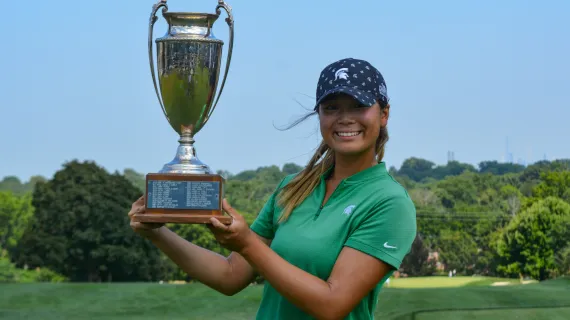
[128,57,417,320]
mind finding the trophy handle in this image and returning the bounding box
[204,0,234,125]
[148,0,169,121]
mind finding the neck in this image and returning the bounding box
[330,149,378,181]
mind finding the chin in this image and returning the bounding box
[332,144,370,156]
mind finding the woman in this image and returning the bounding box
[129,57,417,320]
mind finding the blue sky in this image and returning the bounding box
[0,0,568,181]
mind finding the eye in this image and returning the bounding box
[349,103,368,111]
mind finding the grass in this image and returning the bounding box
[416,307,570,320]
[377,276,570,320]
[0,277,568,319]
[0,282,262,320]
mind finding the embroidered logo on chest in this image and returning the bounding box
[343,205,356,216]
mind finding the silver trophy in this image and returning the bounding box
[134,0,234,225]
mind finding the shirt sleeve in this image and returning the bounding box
[344,193,417,270]
[250,176,291,240]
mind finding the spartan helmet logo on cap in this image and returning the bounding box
[334,68,349,81]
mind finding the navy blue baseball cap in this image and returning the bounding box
[314,58,389,111]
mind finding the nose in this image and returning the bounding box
[337,108,355,124]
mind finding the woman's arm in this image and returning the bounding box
[240,236,390,320]
[129,195,270,296]
[210,200,393,320]
[145,226,271,296]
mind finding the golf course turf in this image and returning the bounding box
[0,276,568,319]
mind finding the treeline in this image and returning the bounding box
[1,157,569,283]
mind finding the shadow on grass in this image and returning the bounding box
[410,305,570,320]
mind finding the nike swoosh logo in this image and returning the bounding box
[384,242,396,249]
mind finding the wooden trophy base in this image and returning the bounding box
[132,213,232,225]
[132,173,232,225]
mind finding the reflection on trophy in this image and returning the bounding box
[132,0,234,225]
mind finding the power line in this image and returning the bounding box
[416,212,511,217]
[416,216,511,221]
[415,212,512,221]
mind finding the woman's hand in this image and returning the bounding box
[128,195,164,238]
[208,198,256,253]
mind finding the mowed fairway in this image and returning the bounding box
[386,276,530,288]
[0,277,568,319]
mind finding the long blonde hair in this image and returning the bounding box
[276,102,390,223]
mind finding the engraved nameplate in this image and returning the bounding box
[147,180,220,210]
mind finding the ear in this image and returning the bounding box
[380,103,390,127]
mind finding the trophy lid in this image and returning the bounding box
[163,12,220,25]
[158,12,222,41]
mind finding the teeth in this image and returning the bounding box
[336,131,361,137]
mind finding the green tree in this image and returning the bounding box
[400,234,436,276]
[282,163,303,175]
[0,176,46,196]
[435,173,478,208]
[478,161,525,175]
[0,191,34,253]
[432,161,477,180]
[532,171,570,203]
[0,248,67,283]
[496,197,570,280]
[555,245,570,277]
[216,169,233,180]
[13,160,169,282]
[122,168,146,192]
[519,159,570,183]
[398,157,436,182]
[499,185,523,216]
[437,229,478,274]
[225,165,289,215]
[472,215,510,276]
[409,188,441,211]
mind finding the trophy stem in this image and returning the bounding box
[179,130,195,150]
[159,131,212,175]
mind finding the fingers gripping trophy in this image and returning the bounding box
[132,0,234,225]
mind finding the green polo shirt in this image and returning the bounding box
[250,162,417,320]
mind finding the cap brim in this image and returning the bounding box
[314,86,377,110]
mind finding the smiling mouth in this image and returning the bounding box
[335,131,362,137]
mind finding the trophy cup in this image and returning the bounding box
[133,0,234,225]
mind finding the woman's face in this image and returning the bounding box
[318,94,388,157]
